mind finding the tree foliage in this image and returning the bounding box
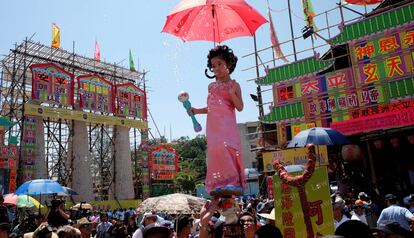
[171,135,207,193]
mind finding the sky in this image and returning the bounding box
[0,0,377,141]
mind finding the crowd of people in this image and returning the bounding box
[1,192,414,238]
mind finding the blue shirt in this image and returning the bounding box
[377,205,414,231]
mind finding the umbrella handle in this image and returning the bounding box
[205,69,215,79]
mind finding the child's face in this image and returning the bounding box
[211,56,229,79]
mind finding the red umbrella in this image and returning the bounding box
[343,0,382,5]
[162,0,268,43]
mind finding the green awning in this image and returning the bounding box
[257,56,333,86]
[332,3,414,45]
[262,102,304,123]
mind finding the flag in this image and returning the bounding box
[129,49,136,71]
[302,0,317,32]
[268,8,289,63]
[52,23,60,48]
[94,40,100,61]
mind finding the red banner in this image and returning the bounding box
[331,107,414,135]
[149,145,178,180]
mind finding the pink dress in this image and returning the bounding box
[205,80,246,196]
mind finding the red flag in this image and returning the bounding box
[268,8,289,63]
[94,40,100,61]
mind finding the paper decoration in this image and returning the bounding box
[149,145,178,180]
[116,83,147,119]
[78,74,114,113]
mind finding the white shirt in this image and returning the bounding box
[351,212,368,225]
[132,228,143,238]
[334,215,349,230]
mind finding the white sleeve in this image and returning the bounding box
[132,228,143,238]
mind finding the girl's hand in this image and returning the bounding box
[229,81,238,96]
[200,197,220,226]
[191,107,198,115]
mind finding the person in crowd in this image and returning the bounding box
[175,215,192,238]
[377,194,414,232]
[126,216,138,237]
[95,212,112,238]
[132,212,158,238]
[372,221,414,238]
[254,224,282,238]
[407,194,414,214]
[335,220,373,238]
[74,217,94,238]
[110,218,128,238]
[0,222,11,238]
[257,208,275,226]
[57,225,82,238]
[23,222,59,238]
[351,200,368,225]
[46,200,70,228]
[332,196,350,230]
[142,223,171,238]
[0,195,9,225]
[238,211,256,238]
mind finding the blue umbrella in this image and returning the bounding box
[287,127,351,148]
[15,179,65,195]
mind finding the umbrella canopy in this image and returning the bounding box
[3,194,43,208]
[71,203,93,210]
[57,186,79,196]
[287,127,351,148]
[162,0,267,43]
[136,193,206,215]
[15,179,65,195]
[343,0,382,5]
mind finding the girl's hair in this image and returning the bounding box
[205,45,238,79]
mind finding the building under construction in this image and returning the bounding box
[0,39,150,201]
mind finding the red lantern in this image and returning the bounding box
[390,137,399,148]
[373,140,383,150]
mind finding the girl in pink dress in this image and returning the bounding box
[192,45,246,197]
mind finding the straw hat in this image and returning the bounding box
[73,217,93,228]
[257,208,275,221]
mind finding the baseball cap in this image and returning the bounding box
[385,194,396,200]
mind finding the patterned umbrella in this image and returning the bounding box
[136,193,206,215]
[3,193,43,208]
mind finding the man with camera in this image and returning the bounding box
[45,199,69,228]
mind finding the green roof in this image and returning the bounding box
[257,56,332,86]
[332,3,414,45]
[262,102,304,123]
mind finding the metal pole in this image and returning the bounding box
[253,35,264,118]
[287,0,298,61]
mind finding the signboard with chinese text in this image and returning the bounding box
[21,116,36,182]
[262,146,328,173]
[116,83,147,119]
[269,24,414,139]
[78,74,114,113]
[274,167,334,237]
[149,145,178,180]
[30,63,74,106]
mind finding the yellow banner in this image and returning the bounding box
[24,104,147,129]
[274,167,335,237]
[262,146,328,172]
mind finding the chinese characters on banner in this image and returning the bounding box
[274,167,334,237]
[116,83,147,119]
[21,116,37,182]
[78,75,114,113]
[30,63,74,106]
[353,31,413,84]
[149,145,178,180]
